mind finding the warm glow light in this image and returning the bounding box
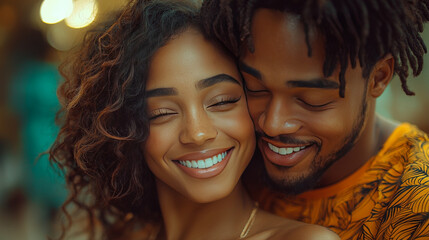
[65,0,98,29]
[46,22,79,51]
[40,0,74,24]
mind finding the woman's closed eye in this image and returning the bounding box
[207,96,241,110]
[149,109,177,120]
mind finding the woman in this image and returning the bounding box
[50,0,339,239]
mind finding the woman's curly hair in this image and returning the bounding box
[49,0,200,239]
[201,0,429,97]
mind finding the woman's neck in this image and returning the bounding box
[156,179,256,240]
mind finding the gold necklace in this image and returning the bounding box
[239,202,259,239]
[151,202,260,240]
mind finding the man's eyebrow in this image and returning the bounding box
[287,79,339,89]
[196,74,241,90]
[238,61,262,80]
[146,88,178,98]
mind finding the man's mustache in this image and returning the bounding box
[255,131,318,146]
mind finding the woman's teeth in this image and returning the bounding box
[178,151,228,169]
[268,142,306,155]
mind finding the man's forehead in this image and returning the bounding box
[251,9,302,34]
[250,9,319,56]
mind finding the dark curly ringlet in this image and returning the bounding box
[49,0,200,239]
[201,0,429,97]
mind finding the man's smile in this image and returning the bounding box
[267,142,307,155]
[260,137,317,168]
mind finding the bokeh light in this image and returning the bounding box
[46,22,79,51]
[40,0,74,24]
[65,0,98,29]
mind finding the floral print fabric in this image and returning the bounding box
[258,123,429,240]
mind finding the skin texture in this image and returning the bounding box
[143,27,255,204]
[141,27,339,240]
[241,9,397,194]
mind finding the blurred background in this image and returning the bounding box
[0,0,128,239]
[0,0,428,239]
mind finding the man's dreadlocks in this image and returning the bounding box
[201,0,429,97]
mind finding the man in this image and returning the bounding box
[201,0,429,239]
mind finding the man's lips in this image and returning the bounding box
[260,138,315,167]
[261,137,312,148]
[267,142,306,155]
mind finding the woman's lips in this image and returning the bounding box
[175,148,231,161]
[174,148,233,179]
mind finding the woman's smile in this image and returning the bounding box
[174,148,234,178]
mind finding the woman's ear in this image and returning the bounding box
[368,54,394,98]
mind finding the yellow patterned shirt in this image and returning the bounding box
[257,123,429,240]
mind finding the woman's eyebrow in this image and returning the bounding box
[196,74,241,90]
[146,88,178,98]
[146,74,240,97]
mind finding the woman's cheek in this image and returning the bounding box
[214,106,255,143]
[143,123,178,159]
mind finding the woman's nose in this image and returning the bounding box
[179,109,218,145]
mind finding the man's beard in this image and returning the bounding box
[260,96,368,196]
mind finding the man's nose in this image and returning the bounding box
[257,97,302,137]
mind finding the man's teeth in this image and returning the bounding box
[178,151,228,169]
[268,143,306,155]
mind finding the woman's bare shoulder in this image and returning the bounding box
[248,209,339,240]
[278,224,340,240]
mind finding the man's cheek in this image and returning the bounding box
[247,99,265,125]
